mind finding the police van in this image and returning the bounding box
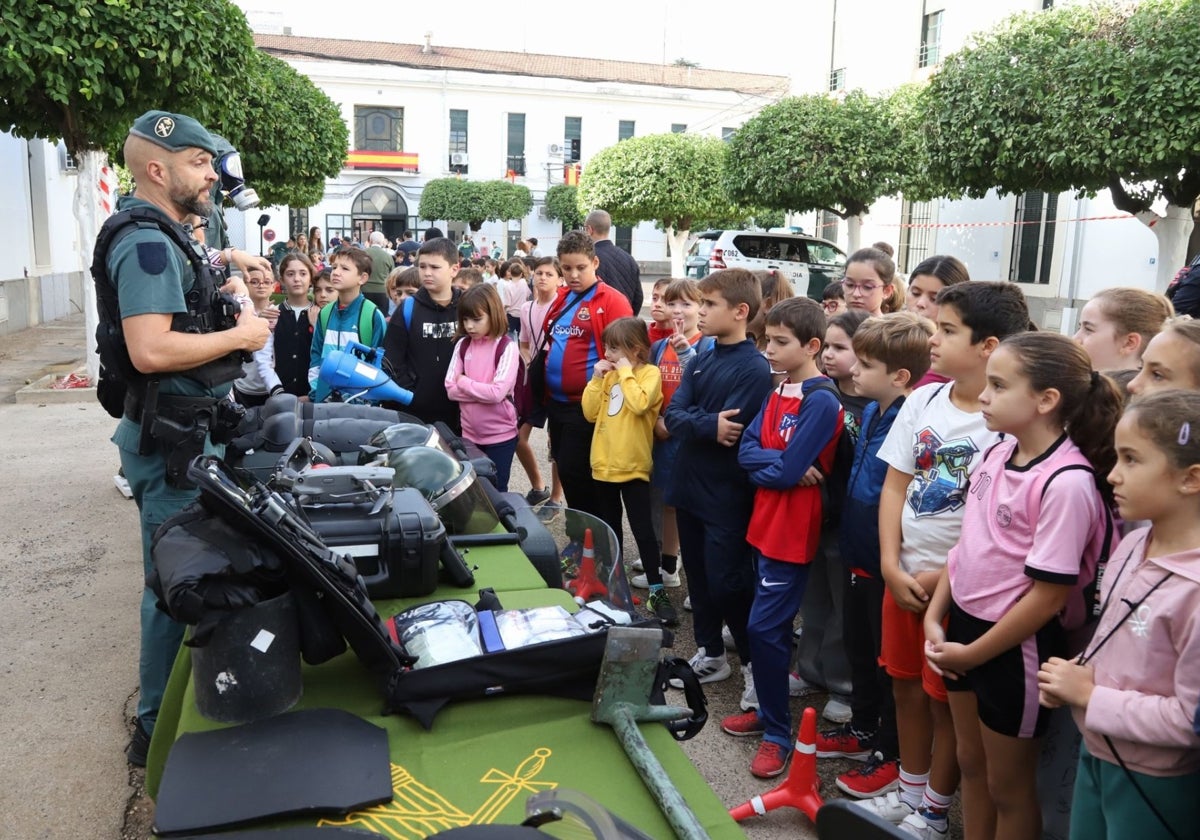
[685,230,846,300]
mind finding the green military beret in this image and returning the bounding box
[128,110,217,156]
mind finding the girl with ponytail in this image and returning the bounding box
[922,332,1122,839]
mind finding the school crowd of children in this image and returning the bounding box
[233,230,1198,840]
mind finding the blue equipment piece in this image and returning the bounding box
[319,341,414,406]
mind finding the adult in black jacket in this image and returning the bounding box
[585,210,642,315]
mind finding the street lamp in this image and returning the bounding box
[257,214,271,256]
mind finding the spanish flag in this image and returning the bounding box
[564,163,581,186]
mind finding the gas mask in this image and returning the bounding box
[214,149,260,211]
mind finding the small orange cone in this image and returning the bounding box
[729,706,824,823]
[567,528,608,602]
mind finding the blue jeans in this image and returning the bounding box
[748,554,811,748]
[479,435,518,492]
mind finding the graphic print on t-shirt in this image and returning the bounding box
[908,426,979,517]
[607,382,625,416]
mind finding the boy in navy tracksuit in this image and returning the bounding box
[664,269,773,708]
[719,297,844,778]
[815,312,935,799]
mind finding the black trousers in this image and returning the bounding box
[844,568,899,757]
[545,400,599,516]
[594,479,661,585]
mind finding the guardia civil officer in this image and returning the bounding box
[97,111,270,765]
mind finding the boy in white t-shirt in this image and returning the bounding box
[856,281,1030,838]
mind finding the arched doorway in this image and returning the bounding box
[351,184,410,244]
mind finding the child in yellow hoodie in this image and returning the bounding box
[582,317,671,624]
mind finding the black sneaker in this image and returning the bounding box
[524,486,551,505]
[647,589,679,627]
[126,717,151,767]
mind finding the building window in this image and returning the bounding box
[289,208,310,241]
[326,214,353,246]
[819,210,840,245]
[721,126,736,142]
[507,113,525,176]
[897,199,934,273]
[1042,0,1054,7]
[354,106,404,152]
[449,109,469,174]
[615,226,633,254]
[671,123,687,134]
[919,10,943,68]
[829,68,846,92]
[1010,190,1058,285]
[618,120,635,142]
[565,116,582,162]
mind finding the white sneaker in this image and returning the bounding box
[739,664,757,711]
[669,651,731,687]
[629,569,681,589]
[630,558,644,572]
[722,624,736,651]
[850,791,915,825]
[899,808,949,838]
[823,695,853,724]
[113,473,133,499]
[683,595,692,611]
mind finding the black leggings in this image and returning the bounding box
[594,479,661,585]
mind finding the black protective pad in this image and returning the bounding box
[154,708,392,836]
[816,799,908,839]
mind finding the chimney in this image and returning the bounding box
[422,32,433,54]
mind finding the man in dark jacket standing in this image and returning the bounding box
[585,210,642,316]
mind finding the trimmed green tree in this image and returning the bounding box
[543,184,584,231]
[725,89,922,253]
[217,51,348,208]
[922,0,1200,291]
[419,178,532,231]
[578,133,737,276]
[0,0,256,378]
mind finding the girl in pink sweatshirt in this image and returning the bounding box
[1038,389,1200,840]
[445,284,521,491]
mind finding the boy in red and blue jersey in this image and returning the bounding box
[720,297,844,780]
[539,230,633,514]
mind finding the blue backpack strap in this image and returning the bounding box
[402,295,414,331]
[651,338,668,365]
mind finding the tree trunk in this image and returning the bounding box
[74,149,111,382]
[1134,204,1194,293]
[846,214,863,253]
[665,225,690,278]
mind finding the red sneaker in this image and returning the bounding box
[721,710,765,737]
[836,752,900,798]
[750,741,790,778]
[815,723,874,760]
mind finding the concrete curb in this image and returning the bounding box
[14,367,96,405]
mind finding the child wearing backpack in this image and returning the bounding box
[308,246,386,403]
[924,333,1122,839]
[1038,389,1200,840]
[582,317,665,621]
[445,284,521,492]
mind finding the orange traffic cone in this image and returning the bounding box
[567,528,608,603]
[729,706,824,824]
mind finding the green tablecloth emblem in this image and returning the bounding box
[318,748,557,837]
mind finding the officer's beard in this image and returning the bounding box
[172,189,213,219]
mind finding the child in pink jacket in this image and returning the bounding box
[1039,389,1200,840]
[445,284,521,491]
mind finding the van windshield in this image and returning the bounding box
[808,242,846,266]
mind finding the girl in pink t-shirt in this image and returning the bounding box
[923,333,1123,840]
[445,284,520,491]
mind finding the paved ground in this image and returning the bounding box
[0,313,915,839]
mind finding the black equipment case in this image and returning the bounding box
[302,487,446,599]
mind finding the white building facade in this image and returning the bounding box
[790,0,1170,331]
[231,33,788,267]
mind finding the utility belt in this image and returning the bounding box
[124,380,245,489]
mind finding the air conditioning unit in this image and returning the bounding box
[450,152,469,166]
[547,143,563,156]
[536,205,548,219]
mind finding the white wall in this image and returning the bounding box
[0,134,35,282]
[934,191,1009,282]
[237,57,773,262]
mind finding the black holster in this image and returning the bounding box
[128,387,244,489]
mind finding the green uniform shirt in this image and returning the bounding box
[107,195,230,453]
